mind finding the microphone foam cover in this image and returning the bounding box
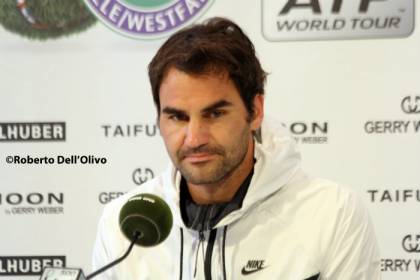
[119,193,173,247]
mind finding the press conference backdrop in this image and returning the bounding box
[0,0,419,279]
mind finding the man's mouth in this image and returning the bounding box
[183,153,215,163]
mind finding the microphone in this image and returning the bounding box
[119,193,173,247]
[39,193,173,280]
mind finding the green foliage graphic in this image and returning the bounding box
[0,0,96,40]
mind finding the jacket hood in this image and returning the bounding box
[162,117,302,227]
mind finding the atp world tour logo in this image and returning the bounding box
[262,0,415,41]
[84,0,213,39]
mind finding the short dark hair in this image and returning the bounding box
[148,17,267,117]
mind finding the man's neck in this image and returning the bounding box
[186,141,255,205]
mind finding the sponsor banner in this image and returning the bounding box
[101,123,158,138]
[282,121,328,144]
[401,96,420,115]
[367,189,420,203]
[403,234,420,253]
[381,234,420,273]
[262,0,415,41]
[0,122,65,142]
[132,167,155,185]
[0,256,65,276]
[96,167,157,205]
[364,120,420,134]
[84,0,214,39]
[364,96,420,134]
[98,191,126,204]
[381,258,420,272]
[0,192,65,215]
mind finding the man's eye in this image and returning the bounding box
[208,110,225,119]
[168,114,188,122]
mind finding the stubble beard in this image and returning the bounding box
[175,127,251,185]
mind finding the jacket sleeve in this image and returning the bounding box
[91,212,117,280]
[321,189,381,280]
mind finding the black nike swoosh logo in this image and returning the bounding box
[241,266,266,275]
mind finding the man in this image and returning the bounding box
[92,17,380,279]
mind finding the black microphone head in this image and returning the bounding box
[119,193,173,247]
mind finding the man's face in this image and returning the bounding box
[158,68,262,185]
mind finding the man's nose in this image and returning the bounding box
[184,119,209,148]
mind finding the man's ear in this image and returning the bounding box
[250,94,264,131]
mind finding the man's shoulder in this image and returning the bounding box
[277,174,355,201]
[289,177,370,231]
[304,177,357,201]
[310,178,364,207]
[272,177,374,251]
[269,175,366,222]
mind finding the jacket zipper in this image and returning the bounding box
[204,229,217,280]
[199,231,205,242]
[194,231,206,278]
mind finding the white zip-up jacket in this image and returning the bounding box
[92,119,381,280]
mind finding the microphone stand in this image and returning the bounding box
[86,232,141,279]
